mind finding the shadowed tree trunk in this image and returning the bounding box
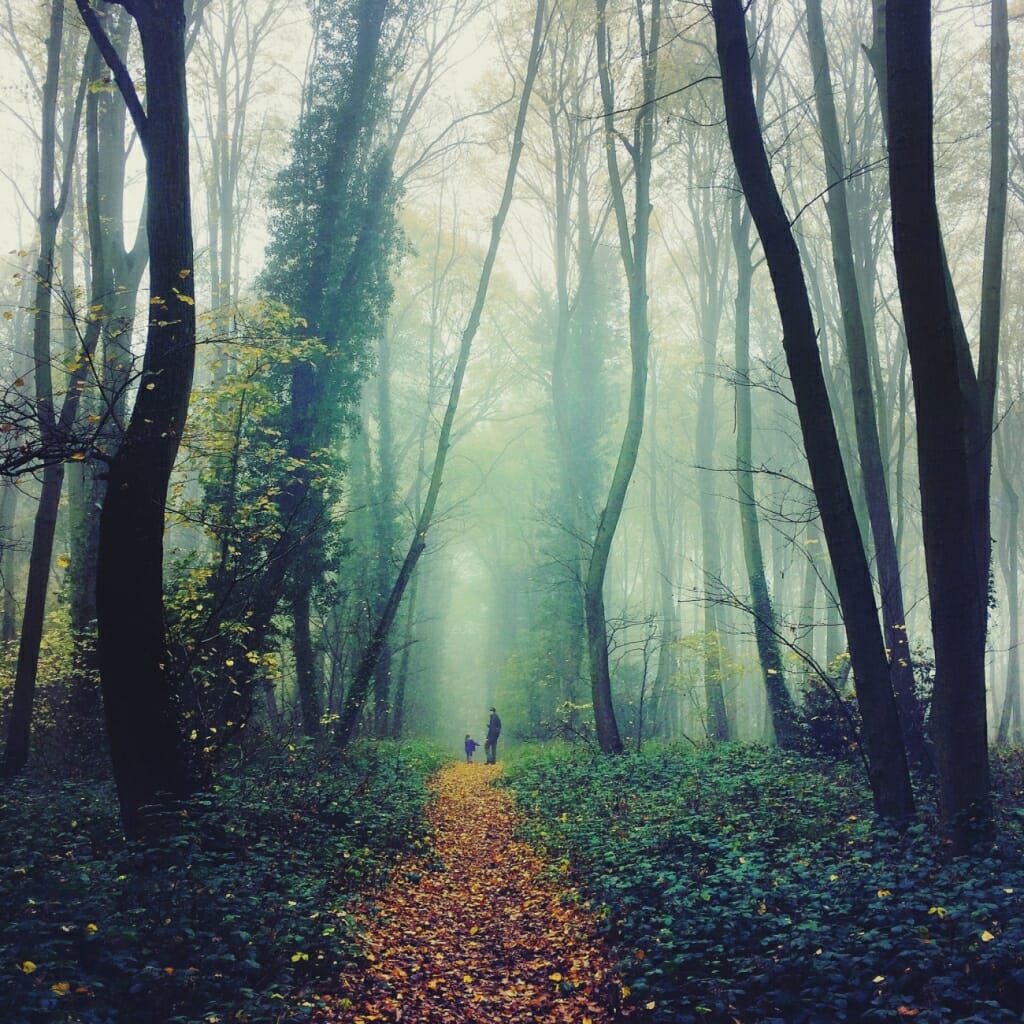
[804,0,923,761]
[712,0,913,819]
[77,0,198,834]
[2,4,87,779]
[885,0,994,852]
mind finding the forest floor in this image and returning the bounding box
[321,762,630,1023]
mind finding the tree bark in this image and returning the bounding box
[586,0,660,755]
[805,0,922,760]
[885,0,991,851]
[712,0,913,818]
[79,0,198,834]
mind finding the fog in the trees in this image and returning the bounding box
[0,0,1020,847]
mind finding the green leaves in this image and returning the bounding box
[0,740,447,1023]
[503,745,1024,1023]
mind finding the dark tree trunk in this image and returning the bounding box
[885,0,991,851]
[712,0,913,819]
[3,3,86,778]
[804,0,923,760]
[80,0,197,834]
[293,588,322,737]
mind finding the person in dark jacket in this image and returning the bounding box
[484,707,501,764]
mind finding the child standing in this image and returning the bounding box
[464,734,479,763]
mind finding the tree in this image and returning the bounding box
[804,0,922,760]
[711,0,913,819]
[334,0,549,747]
[584,0,661,755]
[2,3,87,778]
[885,0,999,850]
[731,193,800,749]
[77,0,200,834]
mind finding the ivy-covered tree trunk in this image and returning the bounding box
[79,0,197,834]
[712,0,913,820]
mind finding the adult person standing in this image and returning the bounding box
[485,707,502,764]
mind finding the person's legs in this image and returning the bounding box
[484,739,495,764]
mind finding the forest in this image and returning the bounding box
[1,0,1023,1021]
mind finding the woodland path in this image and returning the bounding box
[323,762,630,1023]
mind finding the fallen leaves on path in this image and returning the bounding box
[320,763,630,1023]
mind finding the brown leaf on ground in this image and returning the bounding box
[319,763,631,1023]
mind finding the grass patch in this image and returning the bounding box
[1,739,449,1024]
[503,744,1024,1023]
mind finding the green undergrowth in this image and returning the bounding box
[1,739,449,1024]
[502,744,1024,1024]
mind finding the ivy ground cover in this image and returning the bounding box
[502,745,1024,1024]
[1,740,447,1024]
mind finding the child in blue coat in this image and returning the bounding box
[464,734,479,763]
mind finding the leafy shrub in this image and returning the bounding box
[503,744,1024,1023]
[1,739,448,1024]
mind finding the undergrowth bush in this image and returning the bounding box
[1,739,448,1024]
[503,744,1024,1024]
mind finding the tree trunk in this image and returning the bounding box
[996,434,1020,745]
[2,3,83,778]
[731,198,800,748]
[712,0,913,819]
[804,0,923,760]
[885,0,991,851]
[586,0,660,755]
[293,588,322,737]
[80,0,198,834]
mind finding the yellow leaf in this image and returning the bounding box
[70,452,86,461]
[19,961,36,974]
[85,923,98,935]
[178,268,191,278]
[646,1001,656,1010]
[981,930,995,942]
[51,982,71,997]
[55,554,70,569]
[877,889,892,898]
[873,975,886,983]
[2,310,12,320]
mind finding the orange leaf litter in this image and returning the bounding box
[321,762,632,1023]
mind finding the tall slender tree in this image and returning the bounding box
[711,0,913,818]
[334,0,549,747]
[885,0,997,850]
[585,0,661,755]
